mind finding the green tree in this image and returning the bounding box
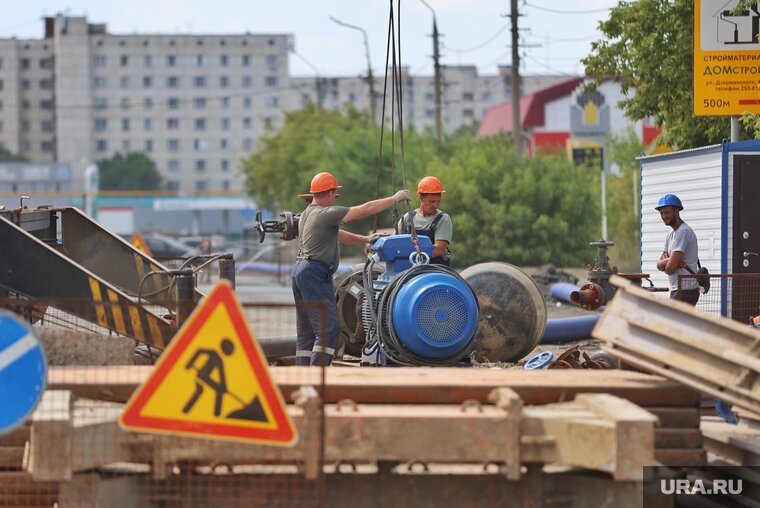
[583,0,755,149]
[98,152,162,191]
[0,146,26,162]
[605,128,644,271]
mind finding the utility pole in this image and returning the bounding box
[510,0,522,158]
[329,16,376,123]
[420,0,443,143]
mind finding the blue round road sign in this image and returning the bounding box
[0,310,47,434]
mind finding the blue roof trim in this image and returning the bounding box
[637,139,760,163]
[721,140,729,317]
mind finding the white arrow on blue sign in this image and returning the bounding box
[0,310,47,434]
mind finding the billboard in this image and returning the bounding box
[694,0,760,116]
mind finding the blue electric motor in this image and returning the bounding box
[361,234,479,366]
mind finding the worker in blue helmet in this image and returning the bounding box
[655,194,700,306]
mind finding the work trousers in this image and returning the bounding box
[291,259,338,366]
[670,288,700,307]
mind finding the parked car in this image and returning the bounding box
[143,234,199,258]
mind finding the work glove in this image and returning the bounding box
[393,189,412,204]
[367,232,386,244]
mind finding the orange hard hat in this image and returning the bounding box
[417,176,445,194]
[310,172,342,193]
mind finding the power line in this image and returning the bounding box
[524,1,613,15]
[525,33,598,43]
[522,54,581,77]
[442,24,509,53]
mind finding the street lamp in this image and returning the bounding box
[290,48,324,108]
[329,16,377,123]
[419,0,443,143]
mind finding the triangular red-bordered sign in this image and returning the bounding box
[120,281,298,446]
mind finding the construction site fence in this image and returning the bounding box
[678,272,760,326]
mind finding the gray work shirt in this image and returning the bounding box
[297,204,350,273]
[664,222,700,291]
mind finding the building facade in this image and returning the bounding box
[0,15,570,194]
[0,15,292,192]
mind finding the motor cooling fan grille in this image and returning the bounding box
[415,289,469,343]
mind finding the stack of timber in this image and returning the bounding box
[47,365,705,467]
[0,425,58,507]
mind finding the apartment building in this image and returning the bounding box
[0,15,292,192]
[0,15,571,194]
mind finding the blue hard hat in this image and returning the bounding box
[655,194,683,211]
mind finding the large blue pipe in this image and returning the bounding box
[540,314,600,344]
[550,282,580,304]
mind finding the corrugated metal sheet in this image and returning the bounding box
[640,149,722,295]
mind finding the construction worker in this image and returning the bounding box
[292,171,412,366]
[655,193,700,306]
[398,176,452,265]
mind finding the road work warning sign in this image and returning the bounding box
[694,0,760,116]
[120,281,298,446]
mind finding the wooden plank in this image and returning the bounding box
[0,426,30,447]
[28,391,73,481]
[0,472,58,505]
[644,407,700,428]
[654,449,706,467]
[47,365,700,407]
[0,447,24,470]
[653,429,702,449]
[594,276,760,415]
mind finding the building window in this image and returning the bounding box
[167,76,179,88]
[144,139,153,152]
[143,76,152,88]
[242,55,251,66]
[120,98,131,109]
[266,54,278,69]
[243,138,254,150]
[144,55,152,68]
[94,118,107,131]
[221,118,230,130]
[194,118,206,130]
[93,55,107,67]
[222,180,230,190]
[167,139,180,151]
[194,139,208,151]
[195,180,209,191]
[40,99,54,109]
[94,97,107,110]
[221,97,229,108]
[167,97,179,109]
[39,79,53,90]
[41,141,54,152]
[266,96,278,108]
[96,139,108,152]
[94,77,107,88]
[194,97,206,109]
[21,79,30,90]
[122,140,130,152]
[39,57,54,69]
[265,76,278,87]
[168,160,180,172]
[21,120,30,132]
[21,59,29,70]
[122,119,130,132]
[220,76,229,87]
[243,97,252,108]
[143,97,153,109]
[221,159,229,171]
[143,118,152,130]
[220,55,228,66]
[41,120,54,132]
[120,76,130,88]
[21,99,30,109]
[0,80,3,91]
[425,92,434,101]
[167,180,180,191]
[194,76,206,88]
[242,76,252,87]
[425,109,434,118]
[243,117,252,129]
[463,109,474,118]
[167,55,176,67]
[167,118,179,129]
[195,55,205,67]
[120,55,129,67]
[195,160,206,171]
[462,92,474,101]
[220,138,228,149]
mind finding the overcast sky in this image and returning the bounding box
[0,0,615,78]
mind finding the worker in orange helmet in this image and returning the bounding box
[398,176,452,266]
[292,171,412,366]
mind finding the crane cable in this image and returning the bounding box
[373,1,422,259]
